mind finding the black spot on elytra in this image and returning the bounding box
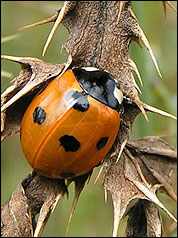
[33,107,46,125]
[96,137,109,150]
[73,96,89,112]
[60,172,75,179]
[59,135,81,152]
[65,90,89,112]
[65,90,83,102]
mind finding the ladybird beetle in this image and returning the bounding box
[20,67,123,179]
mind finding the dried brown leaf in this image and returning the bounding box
[34,194,62,237]
[125,200,148,237]
[127,137,177,204]
[125,200,162,237]
[1,54,72,141]
[1,172,68,237]
[103,155,147,237]
[104,137,177,237]
[1,55,65,112]
[124,152,176,224]
[145,201,163,237]
[126,137,177,158]
[126,137,177,201]
[1,184,33,237]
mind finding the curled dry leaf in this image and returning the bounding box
[1,184,33,237]
[125,200,162,237]
[103,136,177,237]
[1,54,72,141]
[1,172,68,237]
[144,201,163,237]
[127,137,177,202]
[33,194,62,237]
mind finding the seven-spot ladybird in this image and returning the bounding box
[20,67,123,179]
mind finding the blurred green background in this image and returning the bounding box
[1,1,177,237]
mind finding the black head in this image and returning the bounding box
[72,67,123,111]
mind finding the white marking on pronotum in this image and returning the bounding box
[114,87,123,105]
[82,67,100,71]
